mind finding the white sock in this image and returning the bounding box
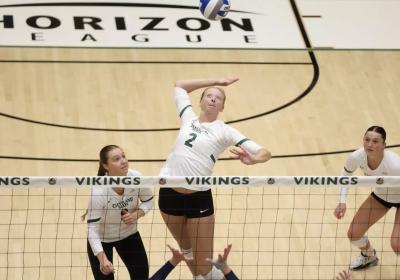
[182,248,194,260]
[203,266,225,280]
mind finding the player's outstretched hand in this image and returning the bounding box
[205,244,232,269]
[230,146,256,165]
[167,245,190,266]
[336,270,352,280]
[215,78,239,86]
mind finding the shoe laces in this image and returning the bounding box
[354,254,369,264]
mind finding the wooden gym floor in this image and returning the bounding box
[1,47,400,279]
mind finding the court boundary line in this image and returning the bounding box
[1,145,400,162]
[0,60,312,65]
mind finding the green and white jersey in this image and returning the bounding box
[340,148,400,203]
[87,169,154,255]
[160,87,262,191]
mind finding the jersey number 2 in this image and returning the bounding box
[184,133,197,148]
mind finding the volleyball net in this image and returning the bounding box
[1,176,399,280]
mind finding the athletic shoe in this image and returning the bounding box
[349,250,378,270]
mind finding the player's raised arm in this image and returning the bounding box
[174,78,239,93]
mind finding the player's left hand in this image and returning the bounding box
[230,146,256,165]
[121,209,142,224]
[215,77,239,87]
[206,244,232,266]
[167,245,187,266]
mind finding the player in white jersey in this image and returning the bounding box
[86,145,154,280]
[158,78,272,279]
[334,126,400,270]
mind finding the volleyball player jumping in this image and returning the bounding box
[158,78,271,279]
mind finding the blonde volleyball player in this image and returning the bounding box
[334,126,400,270]
[158,78,271,279]
[87,145,154,280]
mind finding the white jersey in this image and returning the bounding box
[87,169,154,256]
[160,87,262,191]
[340,148,400,203]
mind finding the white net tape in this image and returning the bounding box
[0,176,397,188]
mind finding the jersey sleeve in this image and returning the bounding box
[224,125,262,155]
[224,271,240,280]
[387,151,400,175]
[339,149,362,203]
[391,166,400,175]
[174,87,197,124]
[138,187,154,214]
[149,261,175,280]
[87,188,106,256]
[129,169,154,214]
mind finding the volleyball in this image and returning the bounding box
[199,0,231,21]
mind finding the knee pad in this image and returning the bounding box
[182,248,194,260]
[204,266,224,280]
[351,236,368,248]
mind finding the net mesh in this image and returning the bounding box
[1,178,399,280]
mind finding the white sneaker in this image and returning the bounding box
[349,250,378,270]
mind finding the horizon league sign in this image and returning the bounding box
[0,2,263,48]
